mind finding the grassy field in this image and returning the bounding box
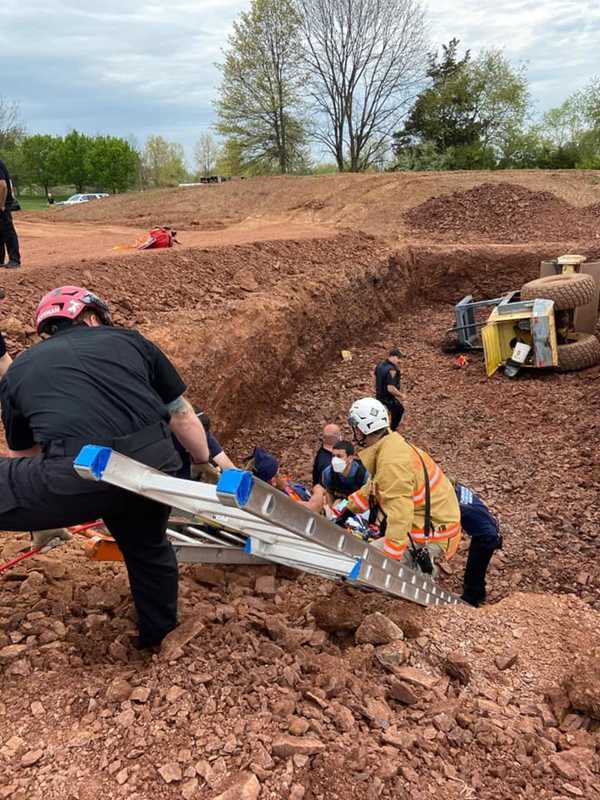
[17,194,70,211]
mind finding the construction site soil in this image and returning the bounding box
[2,171,600,800]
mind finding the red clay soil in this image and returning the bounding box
[2,185,600,799]
[228,301,600,610]
[13,217,337,270]
[3,234,599,440]
[404,183,600,243]
[23,169,600,241]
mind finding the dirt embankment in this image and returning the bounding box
[3,233,598,439]
[26,170,600,241]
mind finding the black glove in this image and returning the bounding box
[335,509,352,527]
[413,546,434,574]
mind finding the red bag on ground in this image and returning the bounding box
[137,227,177,250]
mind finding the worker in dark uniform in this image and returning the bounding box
[455,483,502,607]
[0,285,209,649]
[374,347,405,430]
[320,440,368,503]
[173,409,235,480]
[0,159,21,268]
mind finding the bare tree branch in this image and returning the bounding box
[297,0,428,170]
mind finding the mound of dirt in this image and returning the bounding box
[2,535,600,800]
[404,183,600,243]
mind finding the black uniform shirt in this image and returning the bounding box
[0,332,6,359]
[1,325,186,451]
[0,160,14,202]
[374,359,400,404]
[312,445,333,487]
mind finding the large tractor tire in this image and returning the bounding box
[557,333,600,372]
[520,273,596,310]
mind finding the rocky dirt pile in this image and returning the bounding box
[404,183,600,243]
[2,537,600,800]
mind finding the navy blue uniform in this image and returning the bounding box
[174,429,223,479]
[0,159,21,266]
[455,484,501,547]
[322,460,368,499]
[374,359,404,430]
[455,483,501,607]
[312,446,333,487]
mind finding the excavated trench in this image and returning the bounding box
[2,233,600,800]
[3,233,597,437]
[2,233,599,609]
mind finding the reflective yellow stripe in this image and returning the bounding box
[349,490,369,512]
[413,463,443,505]
[383,539,407,559]
[410,521,461,542]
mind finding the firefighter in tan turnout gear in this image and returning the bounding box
[339,398,461,571]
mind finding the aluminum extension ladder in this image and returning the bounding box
[73,446,460,608]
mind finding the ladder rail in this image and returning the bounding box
[73,446,460,607]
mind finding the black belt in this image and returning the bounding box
[43,421,171,458]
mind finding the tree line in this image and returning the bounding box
[0,100,223,195]
[214,0,600,174]
[2,0,599,191]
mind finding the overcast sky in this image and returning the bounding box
[1,0,598,164]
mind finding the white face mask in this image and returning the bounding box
[331,457,346,473]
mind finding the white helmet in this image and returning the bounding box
[348,398,389,436]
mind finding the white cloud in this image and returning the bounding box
[0,0,598,160]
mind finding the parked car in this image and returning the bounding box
[55,193,109,206]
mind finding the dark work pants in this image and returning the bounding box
[384,401,404,431]
[0,210,20,264]
[0,439,179,646]
[461,523,501,607]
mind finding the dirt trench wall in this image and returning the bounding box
[1,234,599,441]
[144,240,600,438]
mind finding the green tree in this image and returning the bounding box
[393,41,530,169]
[540,79,600,168]
[216,0,307,174]
[214,138,246,177]
[60,130,93,191]
[141,136,187,187]
[21,134,63,195]
[397,39,479,153]
[86,136,139,193]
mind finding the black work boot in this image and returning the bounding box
[461,541,498,607]
[5,261,20,269]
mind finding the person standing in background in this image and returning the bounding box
[374,347,405,430]
[312,422,341,487]
[0,159,21,269]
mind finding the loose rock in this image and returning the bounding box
[355,612,403,645]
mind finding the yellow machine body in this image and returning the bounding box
[482,296,558,377]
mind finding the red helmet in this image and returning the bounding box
[35,286,111,335]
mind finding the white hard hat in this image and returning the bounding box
[348,398,389,436]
